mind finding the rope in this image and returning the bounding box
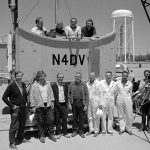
[64,0,72,19]
[18,0,40,26]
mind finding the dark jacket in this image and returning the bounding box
[2,81,27,108]
[51,82,68,107]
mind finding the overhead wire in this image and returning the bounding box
[64,0,72,19]
[18,0,41,26]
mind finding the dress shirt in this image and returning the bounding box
[38,83,48,103]
[57,83,65,103]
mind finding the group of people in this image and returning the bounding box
[31,17,97,39]
[2,70,150,149]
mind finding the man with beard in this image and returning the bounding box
[81,19,97,39]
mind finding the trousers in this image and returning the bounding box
[36,107,54,137]
[72,100,84,133]
[55,103,68,135]
[88,101,100,133]
[9,107,26,144]
[117,96,133,131]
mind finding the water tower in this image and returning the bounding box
[111,10,135,63]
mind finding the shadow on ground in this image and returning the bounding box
[132,122,141,129]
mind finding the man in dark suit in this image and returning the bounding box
[51,73,70,139]
[2,71,28,150]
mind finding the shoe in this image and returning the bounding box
[56,134,61,139]
[107,131,113,135]
[9,143,18,150]
[101,131,106,135]
[22,138,30,143]
[86,132,92,136]
[71,132,78,137]
[138,127,143,132]
[93,132,99,137]
[126,130,133,135]
[119,130,125,135]
[63,134,70,138]
[49,134,57,142]
[40,137,45,143]
[79,133,85,138]
[138,124,144,132]
[145,126,149,131]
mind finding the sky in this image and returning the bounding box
[0,0,150,55]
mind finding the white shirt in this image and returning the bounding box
[15,81,23,95]
[57,83,65,103]
[31,26,47,36]
[38,83,48,103]
[65,26,81,38]
[116,80,132,97]
[99,80,117,105]
[86,80,100,105]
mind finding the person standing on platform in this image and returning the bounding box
[81,19,97,39]
[47,21,66,38]
[31,17,47,36]
[65,18,81,39]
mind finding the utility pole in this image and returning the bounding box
[8,0,18,31]
[8,0,19,76]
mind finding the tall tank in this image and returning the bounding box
[111,9,135,63]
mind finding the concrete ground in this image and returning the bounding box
[0,84,150,150]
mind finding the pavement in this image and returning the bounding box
[0,84,150,150]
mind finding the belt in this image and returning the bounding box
[59,102,66,105]
[73,98,83,101]
[44,102,47,107]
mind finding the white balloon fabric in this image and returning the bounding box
[96,108,103,117]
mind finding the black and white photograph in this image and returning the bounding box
[0,0,150,150]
